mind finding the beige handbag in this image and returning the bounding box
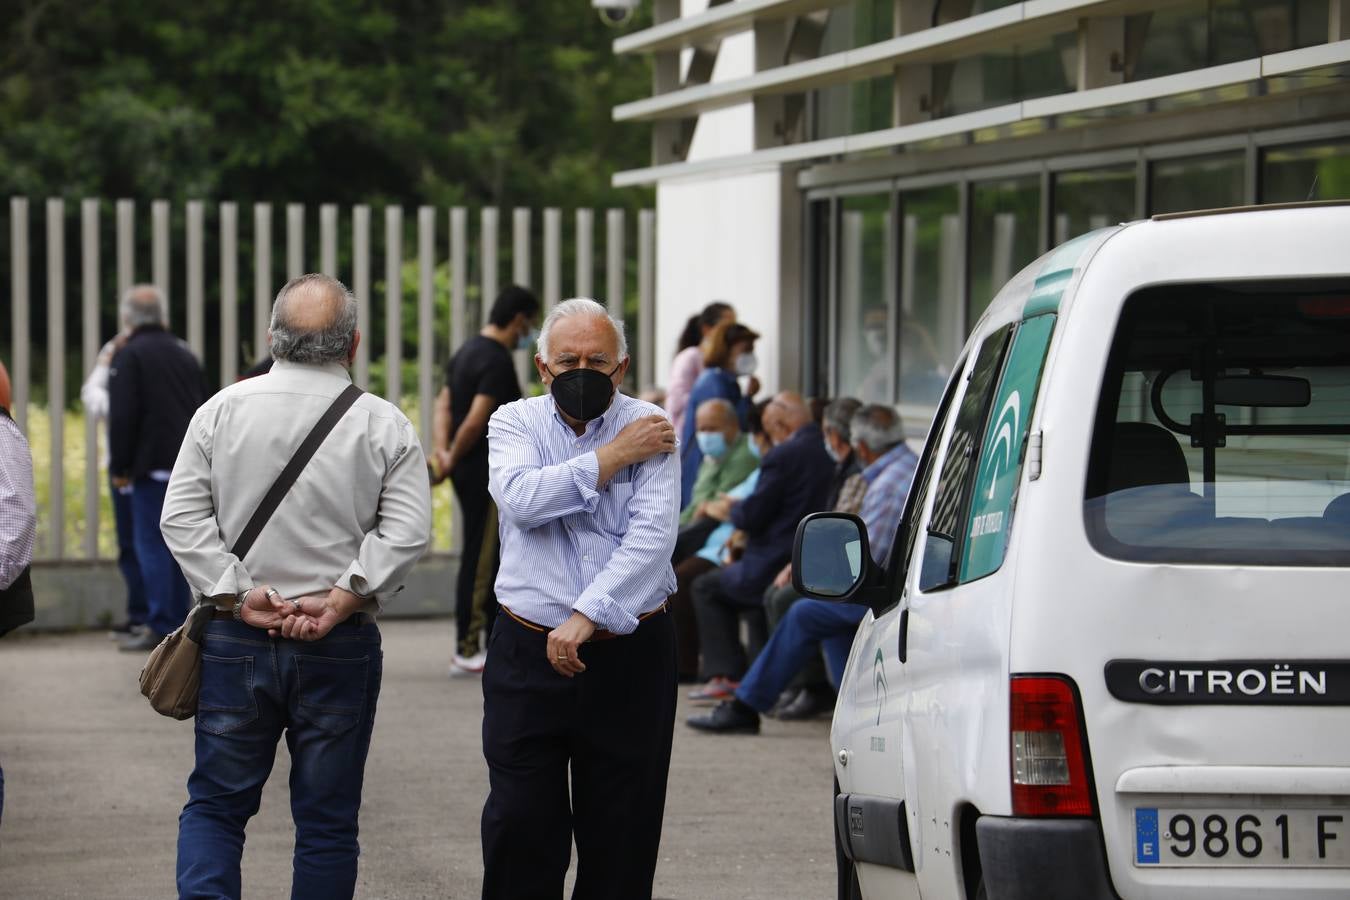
[136,383,364,720]
[139,602,213,719]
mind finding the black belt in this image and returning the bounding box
[501,603,668,641]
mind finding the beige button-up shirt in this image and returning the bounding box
[161,359,431,612]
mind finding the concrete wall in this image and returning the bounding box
[25,555,458,631]
[652,6,792,398]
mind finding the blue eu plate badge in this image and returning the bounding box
[1135,808,1160,865]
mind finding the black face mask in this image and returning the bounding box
[546,362,621,422]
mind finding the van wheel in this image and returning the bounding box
[834,777,864,900]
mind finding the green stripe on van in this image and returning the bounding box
[1021,227,1108,317]
[959,313,1057,583]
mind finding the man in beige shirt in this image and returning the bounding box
[161,273,431,899]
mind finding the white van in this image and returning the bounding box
[792,202,1350,900]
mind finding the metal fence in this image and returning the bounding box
[5,198,656,562]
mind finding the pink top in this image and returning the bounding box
[665,345,704,434]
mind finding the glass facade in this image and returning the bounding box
[898,187,963,410]
[807,134,1350,412]
[968,176,1040,324]
[837,194,894,403]
[812,0,894,140]
[1149,151,1244,214]
[1053,166,1136,244]
[1125,0,1328,81]
[1261,141,1350,202]
[932,33,1078,119]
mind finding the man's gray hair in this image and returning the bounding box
[537,298,628,362]
[269,274,359,365]
[120,284,169,329]
[822,397,862,442]
[697,397,737,424]
[850,404,906,453]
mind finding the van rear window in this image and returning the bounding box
[1085,281,1350,566]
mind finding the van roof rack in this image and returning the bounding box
[1152,199,1350,222]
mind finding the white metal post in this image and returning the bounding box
[10,197,29,433]
[385,206,403,406]
[418,206,435,443]
[253,203,272,365]
[575,208,594,299]
[353,205,371,389]
[152,199,170,325]
[481,207,499,326]
[47,198,65,559]
[186,200,205,361]
[606,209,625,322]
[287,203,304,280]
[543,208,562,312]
[320,203,338,276]
[81,199,100,560]
[220,202,239,384]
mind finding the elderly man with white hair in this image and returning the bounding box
[108,284,207,651]
[482,297,681,900]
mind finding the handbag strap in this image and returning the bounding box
[230,383,364,560]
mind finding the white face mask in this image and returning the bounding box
[864,328,886,356]
[735,352,758,377]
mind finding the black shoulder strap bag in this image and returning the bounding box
[0,405,35,638]
[140,383,363,719]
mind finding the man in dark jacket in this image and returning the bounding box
[108,285,207,650]
[689,391,834,695]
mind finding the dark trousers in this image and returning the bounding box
[130,477,189,637]
[452,468,499,656]
[111,477,146,626]
[481,608,677,900]
[671,556,717,679]
[690,567,768,681]
[764,584,829,692]
[177,617,383,900]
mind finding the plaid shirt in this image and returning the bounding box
[0,410,37,589]
[859,441,920,566]
[834,472,868,516]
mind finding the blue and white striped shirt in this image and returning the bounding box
[487,392,680,634]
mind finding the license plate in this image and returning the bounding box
[1135,807,1350,867]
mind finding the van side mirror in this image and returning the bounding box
[792,513,890,608]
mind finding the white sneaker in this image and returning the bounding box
[449,651,487,678]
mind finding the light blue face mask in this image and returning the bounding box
[748,436,764,459]
[517,327,539,350]
[696,431,728,459]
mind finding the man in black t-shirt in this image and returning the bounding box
[433,285,540,675]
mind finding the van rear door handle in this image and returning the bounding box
[898,609,909,663]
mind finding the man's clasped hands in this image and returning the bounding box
[235,584,364,641]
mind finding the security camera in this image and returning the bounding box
[593,0,638,27]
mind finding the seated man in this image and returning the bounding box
[761,396,865,719]
[670,400,772,682]
[687,404,919,733]
[673,398,760,562]
[688,392,835,700]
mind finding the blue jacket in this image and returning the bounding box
[679,367,747,506]
[721,422,834,599]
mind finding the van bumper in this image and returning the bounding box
[976,817,1120,900]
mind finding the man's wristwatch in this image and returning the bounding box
[233,589,249,621]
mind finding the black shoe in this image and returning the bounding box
[118,629,167,652]
[686,699,761,734]
[776,685,836,721]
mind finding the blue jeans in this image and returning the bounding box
[177,617,383,900]
[734,599,866,713]
[112,477,146,626]
[130,477,189,636]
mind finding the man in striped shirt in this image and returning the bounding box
[482,298,680,900]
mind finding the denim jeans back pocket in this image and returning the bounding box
[294,655,369,736]
[197,655,259,735]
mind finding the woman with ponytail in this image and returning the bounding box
[665,301,734,433]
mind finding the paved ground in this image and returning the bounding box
[0,620,835,899]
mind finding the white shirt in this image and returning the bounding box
[488,392,679,635]
[161,360,432,611]
[0,412,36,590]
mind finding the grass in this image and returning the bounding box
[24,399,456,562]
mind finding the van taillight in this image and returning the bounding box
[1010,676,1093,817]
